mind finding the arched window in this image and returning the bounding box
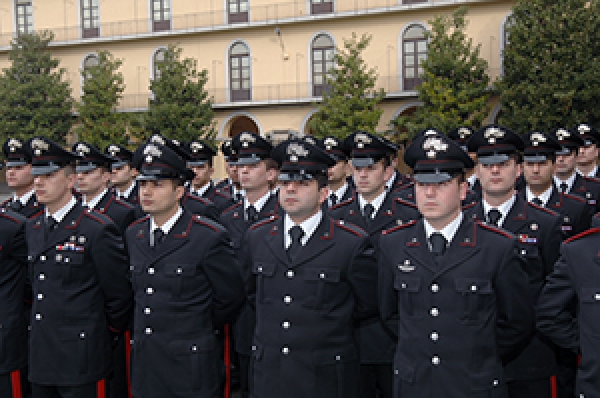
[153,48,167,81]
[229,42,251,102]
[82,54,99,81]
[16,0,33,36]
[311,34,334,97]
[81,0,99,38]
[402,25,427,91]
[228,0,249,23]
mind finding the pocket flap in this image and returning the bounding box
[164,263,197,277]
[580,287,600,304]
[394,362,415,383]
[394,276,421,292]
[470,370,503,391]
[313,345,357,365]
[169,335,214,353]
[252,262,276,277]
[304,268,341,282]
[454,278,492,294]
[251,343,264,360]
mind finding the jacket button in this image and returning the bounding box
[430,307,439,317]
[144,307,151,315]
[40,255,46,261]
[146,287,154,295]
[79,332,85,339]
[595,294,600,301]
[320,273,326,279]
[430,332,439,341]
[258,266,263,272]
[35,313,42,321]
[282,321,290,330]
[431,284,439,293]
[176,268,182,274]
[431,356,440,365]
[281,346,290,355]
[286,270,294,278]
[148,268,155,275]
[39,274,45,281]
[493,379,499,386]
[191,345,197,352]
[37,293,43,300]
[145,327,152,335]
[283,295,292,304]
[470,285,477,292]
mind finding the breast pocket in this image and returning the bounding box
[516,243,545,284]
[303,268,342,310]
[454,278,493,324]
[579,287,600,335]
[394,275,421,318]
[164,263,198,298]
[252,262,276,304]
[55,251,86,285]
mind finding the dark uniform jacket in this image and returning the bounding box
[1,193,44,219]
[219,195,281,356]
[181,191,219,221]
[192,181,236,213]
[88,190,136,234]
[245,214,378,398]
[330,192,420,364]
[127,211,245,398]
[464,196,563,381]
[0,209,28,375]
[379,217,533,398]
[537,228,600,398]
[568,173,600,214]
[26,203,133,386]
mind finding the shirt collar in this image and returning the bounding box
[150,206,183,235]
[482,194,516,227]
[578,164,599,178]
[467,174,478,188]
[14,188,35,205]
[385,172,396,191]
[283,210,322,249]
[332,182,349,200]
[195,181,212,197]
[423,212,464,247]
[244,191,271,214]
[117,180,137,198]
[83,189,108,209]
[358,189,387,218]
[45,196,77,223]
[526,184,553,206]
[553,172,577,194]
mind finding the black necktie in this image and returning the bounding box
[329,193,338,207]
[363,204,375,223]
[429,232,447,256]
[487,209,502,226]
[247,205,258,223]
[152,229,165,249]
[45,216,57,242]
[287,226,305,262]
[10,200,22,212]
[235,192,243,202]
[559,183,568,193]
[531,197,543,206]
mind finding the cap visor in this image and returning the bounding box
[31,165,61,176]
[76,164,99,173]
[278,172,316,182]
[187,160,209,167]
[477,154,510,165]
[110,161,128,170]
[556,147,571,156]
[523,154,548,163]
[351,157,375,168]
[5,160,28,167]
[235,157,262,166]
[413,172,453,184]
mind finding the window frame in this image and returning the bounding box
[81,0,100,39]
[151,0,171,32]
[229,42,251,102]
[311,34,335,97]
[401,24,427,91]
[15,0,33,36]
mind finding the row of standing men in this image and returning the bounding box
[1,123,600,397]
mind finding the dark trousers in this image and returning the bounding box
[0,369,29,398]
[238,354,250,398]
[555,355,577,398]
[31,380,107,398]
[507,378,552,398]
[109,336,129,398]
[359,364,393,398]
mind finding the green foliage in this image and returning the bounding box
[75,51,135,148]
[145,45,216,143]
[308,33,386,139]
[498,0,600,132]
[0,31,73,144]
[391,7,491,141]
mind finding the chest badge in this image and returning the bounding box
[398,260,415,272]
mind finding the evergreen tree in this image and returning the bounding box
[308,33,385,139]
[145,45,216,143]
[0,31,73,143]
[498,0,600,132]
[390,7,491,141]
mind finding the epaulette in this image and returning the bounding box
[382,219,417,235]
[564,227,600,244]
[461,201,478,211]
[331,197,354,210]
[186,194,211,205]
[128,215,150,228]
[83,209,108,225]
[212,189,232,199]
[0,208,25,225]
[335,219,367,237]
[191,214,226,233]
[476,220,514,239]
[528,201,558,216]
[249,215,279,231]
[395,181,414,191]
[113,197,133,209]
[562,192,586,204]
[222,201,242,214]
[582,175,600,183]
[394,197,418,209]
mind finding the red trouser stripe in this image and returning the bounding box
[224,324,231,398]
[97,379,106,398]
[550,375,557,398]
[10,370,22,398]
[125,330,132,398]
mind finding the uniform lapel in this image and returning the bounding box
[403,220,438,274]
[264,218,289,266]
[42,205,85,256]
[149,212,190,265]
[368,192,397,234]
[130,217,155,263]
[289,218,335,268]
[343,196,367,230]
[434,217,480,278]
[502,195,531,234]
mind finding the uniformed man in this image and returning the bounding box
[536,226,600,397]
[519,131,593,237]
[552,127,600,213]
[26,137,133,398]
[380,136,411,192]
[219,132,281,398]
[185,139,235,212]
[0,179,30,398]
[378,129,533,398]
[330,131,420,398]
[316,136,354,208]
[105,144,139,206]
[465,125,563,398]
[574,123,600,178]
[2,138,44,219]
[127,142,244,398]
[245,138,377,397]
[448,127,481,198]
[216,139,244,201]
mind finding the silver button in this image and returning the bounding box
[35,313,42,320]
[148,268,155,275]
[79,332,85,339]
[401,283,407,288]
[471,285,477,292]
[191,345,197,352]
[258,266,263,272]
[146,287,154,295]
[430,307,439,317]
[282,321,290,329]
[37,293,43,300]
[282,346,290,355]
[145,327,152,335]
[283,295,292,304]
[65,258,70,263]
[431,284,439,293]
[521,249,526,255]
[176,267,182,275]
[144,307,151,315]
[55,254,62,261]
[595,293,600,301]
[335,355,341,360]
[320,272,326,279]
[431,356,440,365]
[40,255,46,261]
[39,274,45,280]
[286,270,294,278]
[493,379,499,386]
[430,332,439,341]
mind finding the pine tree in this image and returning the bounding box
[308,33,385,139]
[390,7,491,141]
[0,31,73,143]
[498,0,600,132]
[145,45,216,143]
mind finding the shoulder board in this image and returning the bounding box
[128,215,150,228]
[582,175,600,183]
[527,201,558,216]
[222,201,242,214]
[564,227,600,244]
[249,215,279,230]
[395,181,414,191]
[476,221,514,239]
[394,197,418,209]
[331,197,354,210]
[0,209,25,225]
[382,219,417,235]
[212,189,232,199]
[461,201,478,211]
[113,198,133,209]
[192,215,226,233]
[562,192,586,204]
[186,194,211,205]
[335,219,367,237]
[83,209,108,225]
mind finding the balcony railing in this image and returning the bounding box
[0,0,495,48]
